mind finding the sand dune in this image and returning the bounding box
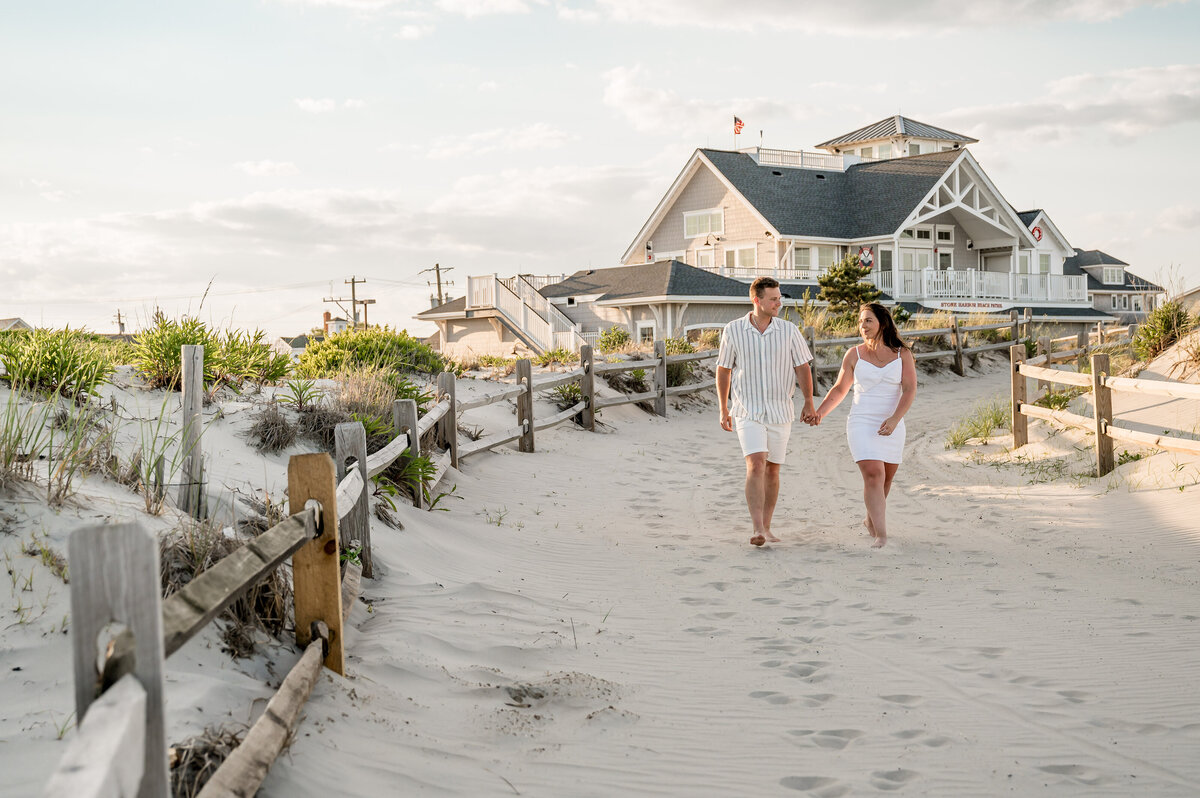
[3,353,1199,797]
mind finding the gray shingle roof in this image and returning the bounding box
[543,260,752,302]
[1017,210,1041,228]
[700,148,960,239]
[816,116,978,149]
[1064,249,1128,269]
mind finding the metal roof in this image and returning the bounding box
[816,115,978,149]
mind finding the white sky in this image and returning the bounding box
[3,0,1198,337]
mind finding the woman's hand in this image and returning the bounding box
[878,416,899,436]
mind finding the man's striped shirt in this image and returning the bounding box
[717,313,813,424]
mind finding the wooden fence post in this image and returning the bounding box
[179,344,205,519]
[654,339,668,417]
[287,453,345,675]
[334,421,372,579]
[580,344,595,432]
[1037,335,1052,394]
[1096,322,1105,345]
[1091,353,1115,476]
[1023,307,1032,338]
[437,371,458,470]
[393,399,423,510]
[67,521,169,798]
[949,317,965,376]
[1009,309,1019,345]
[1010,344,1028,448]
[516,359,534,452]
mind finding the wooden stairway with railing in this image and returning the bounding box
[465,274,585,354]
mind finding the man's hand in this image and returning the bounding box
[801,401,818,426]
[720,411,733,432]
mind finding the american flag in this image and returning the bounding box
[733,116,744,135]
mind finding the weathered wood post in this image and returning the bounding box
[1009,309,1020,345]
[1091,353,1115,476]
[334,421,371,579]
[393,399,422,510]
[1023,307,1032,338]
[804,325,817,386]
[653,339,668,417]
[1096,322,1105,345]
[516,358,534,452]
[1010,344,1028,448]
[287,453,345,675]
[949,317,965,377]
[67,521,169,798]
[1076,328,1090,369]
[179,345,205,518]
[437,371,459,470]
[580,344,595,432]
[1037,334,1052,394]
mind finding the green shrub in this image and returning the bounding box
[597,326,631,353]
[695,328,721,350]
[295,326,445,377]
[0,327,117,399]
[534,348,579,367]
[132,315,217,389]
[548,382,582,410]
[945,397,1011,449]
[1133,301,1196,361]
[817,253,881,313]
[664,337,694,386]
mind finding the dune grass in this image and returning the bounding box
[946,396,1012,449]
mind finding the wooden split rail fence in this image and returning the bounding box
[1010,335,1200,476]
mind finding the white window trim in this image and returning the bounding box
[935,225,954,245]
[938,251,953,270]
[724,243,758,270]
[683,208,724,239]
[1132,295,1143,311]
[635,321,656,343]
[900,225,934,245]
[1110,294,1118,309]
[1103,266,1124,285]
[694,247,715,269]
[1038,253,1051,274]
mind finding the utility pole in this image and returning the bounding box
[113,309,125,334]
[359,298,376,329]
[324,276,374,331]
[419,263,454,306]
[345,276,366,328]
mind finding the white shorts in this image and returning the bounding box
[734,418,792,464]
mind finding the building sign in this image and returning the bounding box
[930,300,1010,310]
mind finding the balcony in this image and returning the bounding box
[876,270,1088,304]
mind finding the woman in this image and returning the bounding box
[812,303,917,548]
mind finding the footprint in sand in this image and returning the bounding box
[784,662,829,680]
[975,647,1007,659]
[749,690,792,705]
[779,616,814,626]
[869,769,920,791]
[1057,690,1093,703]
[788,729,865,750]
[704,581,732,592]
[673,567,702,576]
[753,597,783,605]
[880,694,922,706]
[679,597,718,606]
[1037,764,1114,787]
[779,776,845,795]
[796,693,834,707]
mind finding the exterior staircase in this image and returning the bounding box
[465,274,586,355]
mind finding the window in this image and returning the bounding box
[684,208,723,239]
[1121,295,1129,309]
[1111,295,1118,309]
[816,246,837,270]
[792,246,811,271]
[636,322,656,344]
[909,142,922,155]
[1039,254,1051,274]
[724,245,757,270]
[936,227,954,244]
[695,249,714,270]
[900,227,932,242]
[878,143,892,159]
[879,248,893,271]
[940,144,955,152]
[938,252,952,270]
[1102,267,1123,285]
[860,146,873,158]
[1018,254,1030,274]
[1132,295,1143,311]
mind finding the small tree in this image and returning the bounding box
[817,253,881,314]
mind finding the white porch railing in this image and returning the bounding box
[877,270,1088,303]
[750,148,848,171]
[465,274,585,354]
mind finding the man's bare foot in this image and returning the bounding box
[750,534,766,547]
[871,535,887,549]
[863,517,877,537]
[763,529,781,543]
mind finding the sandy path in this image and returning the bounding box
[258,364,1200,797]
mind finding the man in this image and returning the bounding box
[716,277,815,547]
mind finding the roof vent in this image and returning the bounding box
[585,269,594,275]
[772,170,782,176]
[815,174,826,180]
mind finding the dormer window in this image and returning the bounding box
[684,209,723,239]
[901,227,933,242]
[1103,267,1124,285]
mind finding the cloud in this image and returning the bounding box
[564,0,1178,34]
[235,160,301,177]
[435,0,540,16]
[294,98,338,113]
[940,64,1200,146]
[602,65,808,136]
[397,24,434,38]
[426,123,573,159]
[343,99,367,109]
[1156,205,1200,232]
[478,80,499,91]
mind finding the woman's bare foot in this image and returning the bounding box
[871,534,887,549]
[863,517,877,537]
[763,529,781,543]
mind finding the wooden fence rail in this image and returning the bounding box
[1010,345,1198,476]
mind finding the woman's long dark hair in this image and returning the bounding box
[860,302,908,351]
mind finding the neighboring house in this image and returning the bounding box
[1059,247,1165,322]
[273,334,313,363]
[322,311,351,335]
[1178,284,1200,313]
[0,317,33,331]
[415,261,757,359]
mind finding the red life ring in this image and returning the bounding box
[1032,225,1043,241]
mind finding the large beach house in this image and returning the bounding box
[417,116,1164,358]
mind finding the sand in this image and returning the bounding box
[3,350,1199,797]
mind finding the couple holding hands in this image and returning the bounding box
[716,278,917,549]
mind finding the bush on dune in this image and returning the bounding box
[132,315,291,392]
[0,327,117,399]
[1133,301,1197,361]
[296,326,446,378]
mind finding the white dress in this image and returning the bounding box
[846,346,906,464]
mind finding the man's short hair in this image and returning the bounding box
[750,276,780,299]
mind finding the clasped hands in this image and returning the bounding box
[801,407,821,426]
